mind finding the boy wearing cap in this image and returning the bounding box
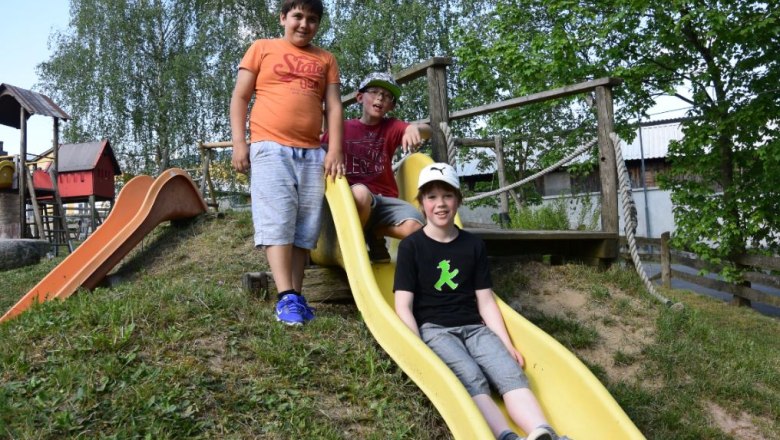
[230,0,344,326]
[322,72,430,262]
[393,163,570,440]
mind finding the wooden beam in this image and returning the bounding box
[449,77,623,121]
[242,266,352,303]
[595,85,619,236]
[427,64,450,163]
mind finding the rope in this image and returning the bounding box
[463,138,598,202]
[610,132,674,307]
[439,122,458,167]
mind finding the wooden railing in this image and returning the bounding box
[368,57,622,239]
[619,232,780,308]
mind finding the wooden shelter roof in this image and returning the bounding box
[0,83,70,129]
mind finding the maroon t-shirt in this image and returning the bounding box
[322,118,408,197]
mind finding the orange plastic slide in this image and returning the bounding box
[0,168,207,323]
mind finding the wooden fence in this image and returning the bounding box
[620,232,780,309]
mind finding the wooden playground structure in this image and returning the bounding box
[200,57,624,267]
[0,84,119,254]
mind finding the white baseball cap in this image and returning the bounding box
[417,163,460,190]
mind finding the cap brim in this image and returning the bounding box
[362,80,401,101]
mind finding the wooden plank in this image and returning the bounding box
[449,77,623,122]
[671,269,780,307]
[734,254,780,271]
[200,141,234,149]
[457,138,495,147]
[468,228,619,261]
[242,266,353,303]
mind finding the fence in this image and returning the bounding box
[619,232,780,308]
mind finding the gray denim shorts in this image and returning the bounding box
[359,188,424,232]
[250,141,325,249]
[419,322,529,396]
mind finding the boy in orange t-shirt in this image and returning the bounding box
[230,0,344,325]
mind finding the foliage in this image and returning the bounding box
[453,0,780,281]
[506,197,571,230]
[38,0,276,175]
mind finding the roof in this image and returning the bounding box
[618,120,685,160]
[55,140,121,175]
[0,83,70,129]
[456,147,496,177]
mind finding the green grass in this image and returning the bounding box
[2,211,779,439]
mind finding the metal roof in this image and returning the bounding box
[619,120,684,161]
[0,83,70,129]
[56,140,121,174]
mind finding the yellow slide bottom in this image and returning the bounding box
[311,153,645,440]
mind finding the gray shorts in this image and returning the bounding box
[419,323,529,397]
[250,141,325,249]
[358,187,424,232]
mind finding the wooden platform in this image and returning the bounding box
[466,228,619,265]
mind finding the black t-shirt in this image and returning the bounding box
[393,228,492,327]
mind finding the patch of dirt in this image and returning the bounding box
[504,262,657,385]
[706,401,765,440]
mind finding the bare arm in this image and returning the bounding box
[394,290,421,338]
[323,82,344,180]
[476,288,525,367]
[400,122,432,154]
[230,68,256,173]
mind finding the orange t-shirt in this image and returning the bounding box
[239,39,340,148]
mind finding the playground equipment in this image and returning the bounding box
[0,168,206,323]
[310,153,645,439]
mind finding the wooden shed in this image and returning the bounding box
[35,140,121,202]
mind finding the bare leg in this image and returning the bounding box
[266,244,309,294]
[473,394,511,438]
[375,219,423,240]
[351,184,373,228]
[503,388,548,436]
[291,246,308,293]
[265,244,294,293]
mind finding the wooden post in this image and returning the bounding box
[494,135,511,227]
[89,194,97,234]
[19,107,27,237]
[660,231,671,288]
[199,142,208,197]
[427,61,450,163]
[595,86,619,236]
[24,168,45,238]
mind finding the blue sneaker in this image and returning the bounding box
[275,294,307,326]
[296,295,316,322]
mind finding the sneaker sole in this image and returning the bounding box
[275,315,304,326]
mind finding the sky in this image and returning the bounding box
[0,1,70,157]
[0,1,689,158]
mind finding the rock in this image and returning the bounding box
[0,239,51,271]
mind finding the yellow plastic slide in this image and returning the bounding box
[311,153,645,440]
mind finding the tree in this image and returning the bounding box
[453,0,780,280]
[38,0,277,175]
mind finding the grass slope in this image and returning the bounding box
[1,211,778,439]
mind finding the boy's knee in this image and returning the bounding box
[400,220,423,235]
[351,185,373,207]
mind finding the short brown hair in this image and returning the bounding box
[281,0,324,19]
